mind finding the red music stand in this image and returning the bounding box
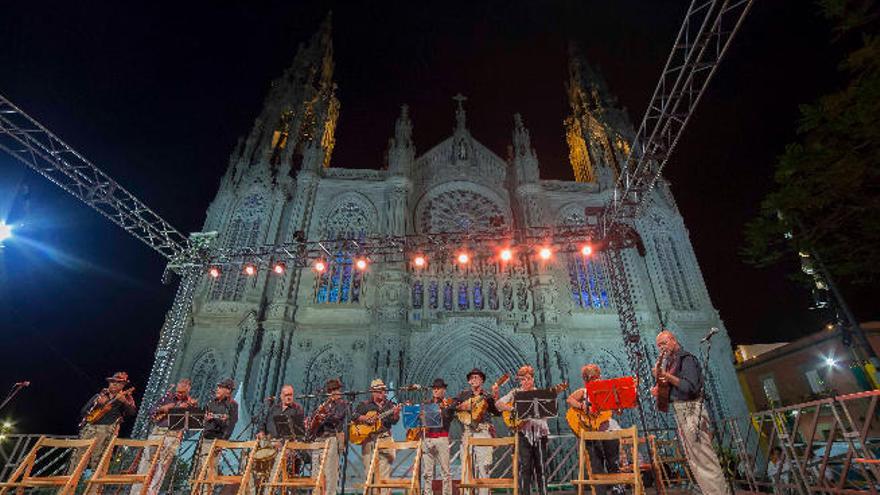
[585,377,637,413]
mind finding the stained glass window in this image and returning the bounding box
[473,281,484,310]
[568,255,610,309]
[428,281,439,309]
[443,281,453,311]
[458,281,469,310]
[412,280,423,309]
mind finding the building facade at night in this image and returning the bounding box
[157,18,747,432]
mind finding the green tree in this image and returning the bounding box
[743,0,880,286]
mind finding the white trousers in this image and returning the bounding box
[463,425,493,495]
[672,400,731,495]
[421,436,451,495]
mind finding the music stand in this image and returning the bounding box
[513,389,558,421]
[273,415,306,439]
[402,404,442,429]
[168,408,205,431]
[585,377,637,414]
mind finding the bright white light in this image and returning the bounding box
[413,255,426,268]
[243,264,256,276]
[313,260,326,273]
[825,357,837,367]
[1,422,10,429]
[457,253,470,264]
[273,263,286,275]
[499,248,513,262]
[208,267,221,278]
[539,247,552,260]
[581,245,593,257]
[0,222,12,243]
[355,258,368,271]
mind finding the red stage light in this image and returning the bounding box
[355,258,368,271]
[499,248,513,262]
[208,266,221,278]
[581,245,593,257]
[413,255,426,268]
[243,264,256,276]
[273,262,286,275]
[313,260,327,273]
[538,247,552,260]
[457,253,470,264]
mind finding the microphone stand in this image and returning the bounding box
[695,332,735,494]
[0,383,28,414]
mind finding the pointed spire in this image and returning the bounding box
[512,113,535,159]
[452,93,468,131]
[394,104,413,147]
[511,113,539,184]
[388,104,415,176]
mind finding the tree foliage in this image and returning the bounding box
[743,0,880,285]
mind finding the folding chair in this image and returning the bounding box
[654,436,694,489]
[190,439,258,495]
[459,435,518,495]
[572,426,642,495]
[0,436,97,495]
[86,436,164,494]
[363,438,422,495]
[619,435,665,495]
[264,438,331,495]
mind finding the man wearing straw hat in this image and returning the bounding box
[355,378,401,495]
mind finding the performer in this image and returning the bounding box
[259,384,305,439]
[133,378,198,495]
[354,379,401,495]
[495,365,548,495]
[310,378,348,495]
[454,368,500,495]
[195,378,239,477]
[652,330,730,495]
[420,378,455,495]
[72,371,137,471]
[565,364,620,495]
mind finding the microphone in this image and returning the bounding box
[402,384,424,391]
[14,381,30,388]
[701,327,719,343]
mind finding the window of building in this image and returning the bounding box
[762,376,780,404]
[567,254,610,309]
[805,369,826,394]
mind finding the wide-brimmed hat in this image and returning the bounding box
[369,378,387,391]
[325,378,343,392]
[106,371,130,384]
[217,378,235,391]
[465,368,486,381]
[431,378,448,389]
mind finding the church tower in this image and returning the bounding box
[564,43,634,188]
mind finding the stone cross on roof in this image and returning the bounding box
[453,93,467,131]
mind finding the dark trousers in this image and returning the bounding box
[518,433,548,495]
[588,439,620,495]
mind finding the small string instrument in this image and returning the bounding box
[306,397,334,437]
[501,381,569,430]
[349,405,399,445]
[456,374,510,426]
[152,395,197,423]
[655,350,672,413]
[565,408,613,435]
[81,387,135,426]
[406,398,453,440]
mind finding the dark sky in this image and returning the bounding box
[0,1,875,434]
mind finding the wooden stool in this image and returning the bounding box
[0,436,97,495]
[86,436,164,494]
[572,426,642,495]
[263,438,332,495]
[363,438,422,495]
[190,439,258,495]
[459,435,518,495]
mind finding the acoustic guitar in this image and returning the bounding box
[81,387,135,427]
[501,382,568,430]
[655,350,672,413]
[405,398,454,441]
[456,374,509,426]
[349,407,399,445]
[565,407,613,436]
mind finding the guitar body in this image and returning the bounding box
[500,382,568,430]
[84,387,135,425]
[455,374,510,426]
[405,427,424,441]
[565,408,613,436]
[656,351,672,413]
[349,408,396,445]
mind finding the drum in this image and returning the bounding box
[252,441,278,481]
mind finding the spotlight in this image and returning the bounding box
[1,422,11,429]
[581,244,593,257]
[243,264,256,276]
[825,356,837,368]
[499,248,513,262]
[272,262,286,275]
[0,221,12,243]
[355,258,368,271]
[457,253,470,264]
[538,247,552,260]
[208,266,221,278]
[313,260,327,273]
[413,255,426,268]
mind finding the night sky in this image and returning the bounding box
[0,1,876,435]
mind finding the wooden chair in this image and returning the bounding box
[654,436,694,488]
[264,438,331,495]
[363,438,422,495]
[190,439,258,495]
[0,436,97,495]
[459,435,518,495]
[85,436,164,494]
[572,426,642,495]
[619,435,665,495]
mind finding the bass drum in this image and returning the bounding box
[251,440,279,481]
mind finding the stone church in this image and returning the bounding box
[163,17,747,433]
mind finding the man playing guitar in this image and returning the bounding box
[454,368,500,495]
[495,366,549,495]
[420,378,455,495]
[73,371,136,471]
[565,364,620,495]
[309,378,348,495]
[353,378,401,495]
[195,378,238,477]
[134,378,198,495]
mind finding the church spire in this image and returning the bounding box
[511,113,539,184]
[453,93,467,132]
[388,104,415,176]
